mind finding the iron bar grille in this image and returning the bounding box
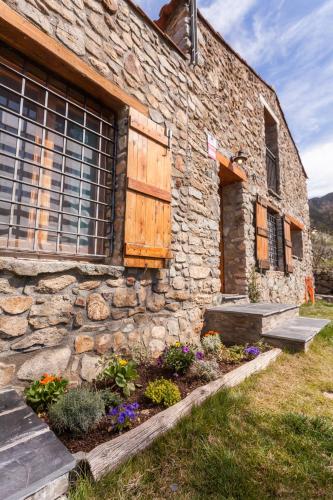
[268,211,280,270]
[0,43,116,258]
[266,147,278,193]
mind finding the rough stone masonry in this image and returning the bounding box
[0,0,312,389]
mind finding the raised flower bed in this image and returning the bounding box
[23,333,282,480]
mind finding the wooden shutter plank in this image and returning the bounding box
[284,217,293,273]
[124,108,172,268]
[129,116,168,148]
[256,199,270,270]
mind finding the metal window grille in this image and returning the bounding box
[0,43,116,258]
[266,147,278,193]
[268,211,279,269]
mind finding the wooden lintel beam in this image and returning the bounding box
[125,243,172,259]
[216,151,248,186]
[0,1,148,116]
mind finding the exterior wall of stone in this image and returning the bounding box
[0,0,312,388]
[315,270,333,295]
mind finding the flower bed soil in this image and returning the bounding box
[55,359,246,454]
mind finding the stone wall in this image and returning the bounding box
[315,269,333,295]
[0,0,312,388]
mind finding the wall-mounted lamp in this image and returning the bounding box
[231,150,248,166]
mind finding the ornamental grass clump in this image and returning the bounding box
[49,388,105,435]
[99,355,138,397]
[160,342,196,374]
[108,402,139,432]
[201,332,222,356]
[25,373,68,413]
[145,378,181,408]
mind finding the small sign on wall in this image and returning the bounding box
[207,132,218,160]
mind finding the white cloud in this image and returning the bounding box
[301,141,333,198]
[200,0,258,37]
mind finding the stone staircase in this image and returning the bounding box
[204,302,330,352]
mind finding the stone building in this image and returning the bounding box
[0,0,312,387]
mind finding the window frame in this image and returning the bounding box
[0,43,117,260]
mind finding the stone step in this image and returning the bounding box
[204,303,299,344]
[0,389,75,500]
[261,317,331,352]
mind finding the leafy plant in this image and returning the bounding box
[49,388,105,435]
[145,378,181,408]
[25,373,68,413]
[190,359,220,382]
[248,267,261,303]
[160,342,196,374]
[217,344,246,364]
[99,356,138,397]
[99,389,123,411]
[201,334,222,355]
[108,402,140,432]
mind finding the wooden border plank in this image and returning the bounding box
[127,177,171,203]
[125,243,172,259]
[84,349,282,480]
[0,1,148,115]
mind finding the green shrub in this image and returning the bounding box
[99,389,123,411]
[190,359,220,381]
[220,345,246,363]
[161,342,196,374]
[25,374,68,413]
[201,334,222,355]
[145,378,181,408]
[99,356,138,397]
[49,388,105,435]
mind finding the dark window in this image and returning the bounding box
[268,211,284,270]
[0,43,116,258]
[291,229,303,259]
[264,109,279,193]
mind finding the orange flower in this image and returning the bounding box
[203,330,220,337]
[40,374,60,385]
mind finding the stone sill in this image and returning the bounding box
[0,257,124,278]
[268,189,282,200]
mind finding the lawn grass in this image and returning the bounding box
[71,303,333,500]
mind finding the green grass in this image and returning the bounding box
[71,303,333,500]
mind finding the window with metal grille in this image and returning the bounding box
[268,211,280,269]
[0,43,116,258]
[264,108,279,193]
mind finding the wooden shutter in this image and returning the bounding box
[283,216,293,273]
[124,108,172,268]
[256,198,270,270]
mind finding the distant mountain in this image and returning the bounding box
[309,192,333,233]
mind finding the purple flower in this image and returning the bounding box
[131,402,139,410]
[117,413,126,424]
[245,346,260,357]
[196,351,204,360]
[182,346,190,354]
[108,407,119,416]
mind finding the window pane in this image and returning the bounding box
[24,81,45,105]
[80,218,95,236]
[64,175,80,196]
[61,214,78,234]
[0,154,15,178]
[60,234,77,253]
[85,130,99,149]
[0,86,20,112]
[44,150,63,172]
[11,226,34,249]
[40,168,61,192]
[0,66,22,92]
[81,199,96,218]
[68,121,83,142]
[0,201,11,223]
[82,163,98,183]
[0,110,19,134]
[13,204,36,228]
[21,120,43,144]
[48,93,66,115]
[15,183,37,206]
[0,132,17,155]
[86,114,100,133]
[83,147,98,166]
[38,210,58,230]
[39,190,60,210]
[17,161,39,185]
[36,230,57,252]
[63,195,79,215]
[65,157,81,178]
[47,110,65,134]
[82,181,98,201]
[0,178,13,201]
[45,130,64,153]
[19,139,41,163]
[68,104,84,124]
[66,139,82,160]
[101,138,112,156]
[79,236,96,255]
[23,99,44,124]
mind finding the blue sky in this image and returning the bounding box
[136,0,333,198]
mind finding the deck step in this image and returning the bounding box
[262,317,331,352]
[204,303,299,344]
[0,388,75,500]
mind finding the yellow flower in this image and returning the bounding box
[175,342,181,347]
[119,359,128,366]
